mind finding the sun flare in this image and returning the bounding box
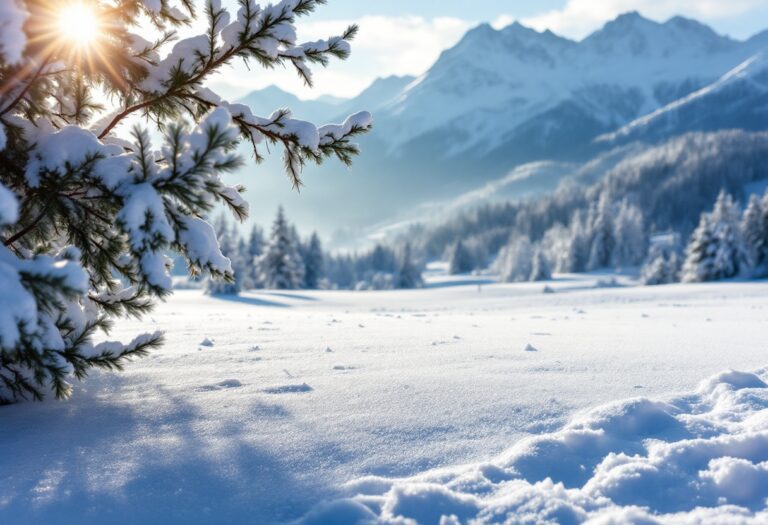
[57,3,101,47]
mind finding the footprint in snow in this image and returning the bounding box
[262,383,313,394]
[196,379,243,392]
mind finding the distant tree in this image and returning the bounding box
[259,207,305,290]
[207,216,244,296]
[566,212,590,273]
[302,232,325,289]
[612,200,647,268]
[497,236,533,282]
[448,240,475,275]
[541,224,571,273]
[396,243,423,289]
[326,254,357,290]
[245,225,265,288]
[742,192,768,277]
[682,191,747,282]
[371,244,397,273]
[529,247,552,282]
[587,195,616,271]
[641,240,681,286]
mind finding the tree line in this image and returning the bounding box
[403,130,768,285]
[204,207,424,295]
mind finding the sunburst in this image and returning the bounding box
[57,3,102,48]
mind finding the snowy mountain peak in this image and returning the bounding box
[584,12,734,58]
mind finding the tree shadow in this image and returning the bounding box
[0,372,348,525]
[262,291,319,302]
[210,294,290,308]
[425,278,496,289]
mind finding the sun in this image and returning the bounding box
[57,3,101,47]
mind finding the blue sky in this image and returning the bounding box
[211,0,768,100]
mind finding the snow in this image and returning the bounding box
[0,182,18,225]
[379,14,765,156]
[599,52,768,143]
[0,0,27,64]
[2,277,768,523]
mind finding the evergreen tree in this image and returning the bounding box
[682,191,747,282]
[612,200,647,268]
[587,195,616,271]
[529,246,552,282]
[396,243,423,289]
[497,236,533,282]
[302,232,325,289]
[370,244,397,273]
[448,240,474,275]
[742,193,768,277]
[0,0,370,401]
[259,207,305,290]
[207,216,244,295]
[641,241,681,286]
[566,212,590,273]
[245,224,265,288]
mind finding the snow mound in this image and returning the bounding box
[300,369,768,524]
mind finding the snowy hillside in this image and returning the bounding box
[600,52,768,143]
[232,13,768,237]
[2,279,768,524]
[383,13,766,158]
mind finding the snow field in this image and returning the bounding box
[1,276,768,524]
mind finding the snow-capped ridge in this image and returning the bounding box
[598,51,768,143]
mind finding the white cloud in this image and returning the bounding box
[212,16,473,100]
[519,0,766,40]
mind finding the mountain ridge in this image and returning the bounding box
[232,12,768,242]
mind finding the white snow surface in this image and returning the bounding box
[0,1,27,64]
[2,276,768,524]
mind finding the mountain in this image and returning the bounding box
[599,52,768,143]
[233,13,768,244]
[383,12,759,161]
[238,74,414,124]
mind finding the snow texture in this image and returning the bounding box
[0,0,27,64]
[308,368,768,524]
[2,277,768,524]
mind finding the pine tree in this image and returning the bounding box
[0,1,370,402]
[259,207,305,290]
[612,200,647,268]
[302,232,325,289]
[682,191,747,282]
[497,236,533,282]
[565,211,590,273]
[396,243,423,289]
[245,224,265,288]
[587,195,615,271]
[742,193,768,277]
[529,246,552,282]
[448,240,474,275]
[207,215,245,295]
[641,242,681,286]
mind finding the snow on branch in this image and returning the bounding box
[0,0,370,401]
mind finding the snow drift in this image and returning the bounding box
[300,368,768,524]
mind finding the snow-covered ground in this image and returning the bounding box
[2,276,768,524]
